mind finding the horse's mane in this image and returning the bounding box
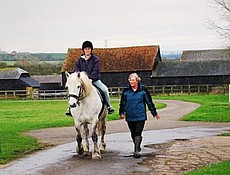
[78,72,94,96]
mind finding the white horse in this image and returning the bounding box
[65,71,108,159]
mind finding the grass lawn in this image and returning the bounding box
[0,94,229,169]
[155,94,230,175]
[0,98,165,164]
[156,94,230,122]
[184,159,230,175]
[0,100,73,164]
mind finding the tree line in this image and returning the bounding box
[0,58,63,75]
[0,53,66,61]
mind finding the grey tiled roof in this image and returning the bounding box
[181,49,230,61]
[31,75,62,83]
[152,60,230,77]
[0,67,28,79]
[20,77,40,88]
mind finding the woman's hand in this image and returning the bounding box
[120,114,125,119]
[154,114,160,120]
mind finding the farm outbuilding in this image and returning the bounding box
[62,46,229,90]
[152,49,230,85]
[0,67,40,90]
[180,49,230,61]
[61,45,162,87]
[152,59,230,85]
[31,75,63,90]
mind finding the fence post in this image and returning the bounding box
[229,84,230,103]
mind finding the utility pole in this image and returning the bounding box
[104,40,108,48]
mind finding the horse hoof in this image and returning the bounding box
[99,147,105,153]
[92,153,101,160]
[99,143,106,153]
[83,151,90,156]
[77,148,84,155]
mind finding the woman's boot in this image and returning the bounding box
[134,136,142,158]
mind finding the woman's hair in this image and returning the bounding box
[128,73,141,82]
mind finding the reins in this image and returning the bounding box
[68,85,86,107]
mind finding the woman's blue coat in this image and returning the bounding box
[119,83,158,121]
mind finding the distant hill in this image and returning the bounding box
[0,50,182,61]
[161,51,182,60]
[0,52,66,61]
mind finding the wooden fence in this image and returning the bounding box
[0,84,229,100]
[0,89,67,100]
[108,84,229,96]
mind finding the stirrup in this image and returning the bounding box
[108,106,115,114]
[65,110,72,117]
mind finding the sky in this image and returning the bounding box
[0,0,224,53]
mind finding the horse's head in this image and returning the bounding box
[65,71,93,108]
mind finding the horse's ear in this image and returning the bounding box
[77,72,81,78]
[65,71,70,78]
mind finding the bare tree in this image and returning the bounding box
[208,0,230,47]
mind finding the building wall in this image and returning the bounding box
[39,83,62,90]
[61,72,230,89]
[0,80,22,90]
[151,75,230,86]
[100,71,153,87]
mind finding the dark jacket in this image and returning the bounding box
[119,83,158,121]
[74,54,100,82]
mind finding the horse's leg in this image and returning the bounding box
[99,116,106,153]
[91,121,101,160]
[82,123,90,156]
[75,126,84,155]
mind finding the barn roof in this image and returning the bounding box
[0,67,29,79]
[20,77,40,88]
[153,60,230,77]
[181,49,230,61]
[62,45,161,73]
[31,75,62,83]
[0,67,40,88]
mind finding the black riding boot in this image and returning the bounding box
[65,107,72,117]
[108,106,115,114]
[133,136,142,158]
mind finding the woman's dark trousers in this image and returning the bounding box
[127,121,145,158]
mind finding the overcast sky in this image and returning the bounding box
[0,0,223,53]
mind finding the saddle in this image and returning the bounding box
[94,85,107,117]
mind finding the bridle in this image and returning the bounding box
[68,85,86,108]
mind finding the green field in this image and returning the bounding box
[0,94,229,174]
[184,159,230,175]
[0,98,165,164]
[157,94,230,122]
[2,60,63,65]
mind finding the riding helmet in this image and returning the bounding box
[82,41,93,50]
